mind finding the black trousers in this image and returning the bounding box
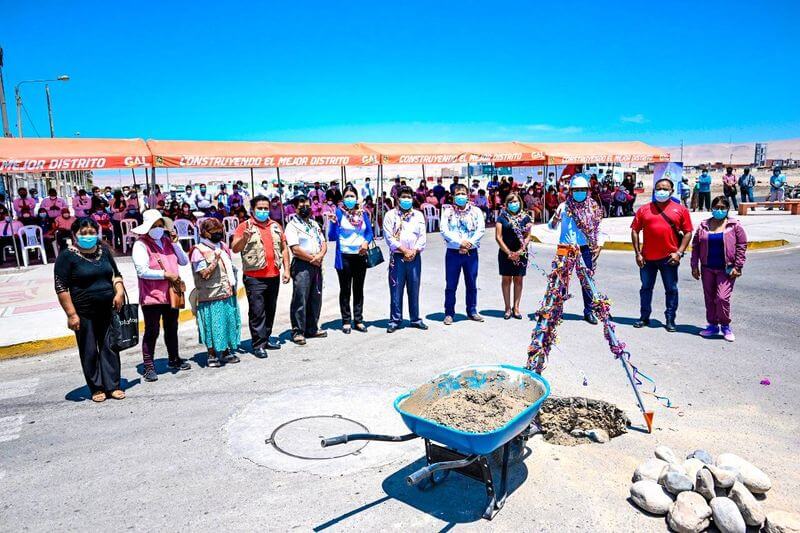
[336,253,367,323]
[698,191,711,211]
[244,275,280,349]
[141,304,180,368]
[0,236,22,264]
[290,259,323,336]
[76,312,121,393]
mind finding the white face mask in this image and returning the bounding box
[148,227,165,240]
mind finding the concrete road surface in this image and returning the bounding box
[1,236,798,531]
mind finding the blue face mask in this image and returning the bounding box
[507,201,521,213]
[76,235,98,249]
[572,191,587,202]
[712,209,728,220]
[254,209,270,222]
[399,198,413,211]
[343,197,357,210]
[654,189,672,202]
[454,195,468,207]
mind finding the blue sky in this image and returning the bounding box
[4,0,799,146]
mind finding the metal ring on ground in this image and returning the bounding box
[266,415,370,460]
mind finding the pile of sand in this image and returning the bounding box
[420,387,530,433]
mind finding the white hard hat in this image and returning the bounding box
[569,174,590,189]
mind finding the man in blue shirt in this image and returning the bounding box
[766,167,786,208]
[432,178,447,203]
[697,168,712,211]
[441,184,486,325]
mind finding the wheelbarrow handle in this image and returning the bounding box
[406,454,480,486]
[321,432,418,448]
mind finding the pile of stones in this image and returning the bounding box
[629,445,799,533]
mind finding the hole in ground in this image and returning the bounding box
[537,396,630,446]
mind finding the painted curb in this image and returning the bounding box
[0,287,246,361]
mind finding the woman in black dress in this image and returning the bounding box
[495,192,532,320]
[54,218,126,403]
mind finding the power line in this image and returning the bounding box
[21,102,41,137]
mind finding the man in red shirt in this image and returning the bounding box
[231,195,290,357]
[630,178,693,332]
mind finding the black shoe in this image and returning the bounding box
[307,331,328,339]
[143,367,158,382]
[633,319,650,328]
[168,358,191,370]
[223,352,240,364]
[265,340,281,350]
[207,353,222,367]
[342,324,351,334]
[253,348,269,359]
[583,313,598,325]
[353,323,368,333]
[665,320,677,332]
[387,324,397,333]
[409,321,428,330]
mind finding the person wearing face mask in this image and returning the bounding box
[40,188,67,220]
[440,184,486,325]
[631,178,693,332]
[766,167,786,208]
[110,190,129,248]
[285,195,328,345]
[738,167,756,204]
[190,218,242,367]
[72,189,92,218]
[13,187,36,217]
[126,189,142,223]
[91,201,114,244]
[697,168,712,211]
[53,208,75,251]
[193,183,213,212]
[328,185,373,334]
[548,174,604,324]
[131,210,191,381]
[232,195,291,356]
[690,196,747,342]
[54,217,126,402]
[228,185,245,213]
[0,207,23,263]
[383,186,427,333]
[495,193,533,320]
[361,178,374,202]
[181,185,195,209]
[176,202,196,222]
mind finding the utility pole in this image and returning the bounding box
[45,84,55,137]
[680,139,684,162]
[0,48,11,137]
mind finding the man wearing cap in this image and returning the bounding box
[441,183,486,325]
[631,178,693,332]
[547,174,604,324]
[232,195,290,356]
[131,209,191,381]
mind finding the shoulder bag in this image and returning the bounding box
[154,244,186,310]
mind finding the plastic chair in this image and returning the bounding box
[422,203,440,233]
[120,219,139,254]
[17,225,47,267]
[194,217,209,243]
[173,219,197,248]
[222,216,239,245]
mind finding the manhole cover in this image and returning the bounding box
[266,415,369,460]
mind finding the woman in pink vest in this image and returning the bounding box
[132,209,190,382]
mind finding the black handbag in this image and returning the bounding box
[364,241,385,268]
[108,290,139,351]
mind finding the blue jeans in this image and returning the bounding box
[740,186,754,203]
[639,258,679,321]
[444,248,479,316]
[389,253,422,326]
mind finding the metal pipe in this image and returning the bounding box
[407,454,480,486]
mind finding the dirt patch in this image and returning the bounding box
[420,387,530,433]
[537,396,630,446]
[399,369,546,434]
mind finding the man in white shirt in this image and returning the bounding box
[440,183,486,324]
[193,184,213,212]
[382,186,428,333]
[285,195,328,345]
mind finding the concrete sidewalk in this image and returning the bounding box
[1,209,797,355]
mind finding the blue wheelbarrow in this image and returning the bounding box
[321,364,550,520]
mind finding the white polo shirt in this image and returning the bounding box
[285,216,324,255]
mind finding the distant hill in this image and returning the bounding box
[662,138,800,166]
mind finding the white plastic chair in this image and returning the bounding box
[17,225,47,266]
[121,219,139,254]
[422,203,440,233]
[222,216,239,245]
[173,219,197,249]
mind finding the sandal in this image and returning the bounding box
[342,324,351,334]
[353,323,368,333]
[503,311,512,320]
[512,311,523,320]
[207,351,221,368]
[109,390,126,400]
[223,351,240,364]
[91,391,106,403]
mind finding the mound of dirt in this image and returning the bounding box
[537,396,630,446]
[421,387,530,433]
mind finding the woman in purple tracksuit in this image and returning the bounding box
[690,196,747,342]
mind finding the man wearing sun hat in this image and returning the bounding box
[131,209,191,382]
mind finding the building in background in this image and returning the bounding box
[754,143,768,167]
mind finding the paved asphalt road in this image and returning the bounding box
[1,236,798,532]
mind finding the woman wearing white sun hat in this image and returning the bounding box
[131,209,190,382]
